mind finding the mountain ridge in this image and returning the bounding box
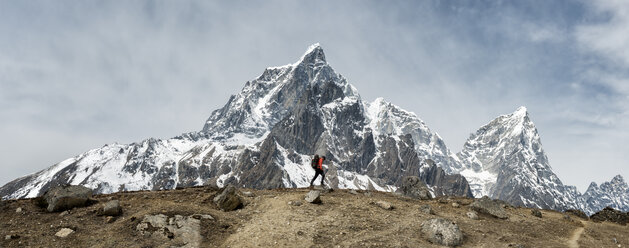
[1,44,626,215]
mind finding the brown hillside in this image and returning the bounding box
[1,187,627,247]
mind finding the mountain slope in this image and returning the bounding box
[0,44,471,200]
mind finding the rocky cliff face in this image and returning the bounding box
[0,44,470,200]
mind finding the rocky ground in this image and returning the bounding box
[1,186,628,248]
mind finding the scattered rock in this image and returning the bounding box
[420,205,434,215]
[136,214,202,247]
[55,228,75,238]
[508,244,525,248]
[305,190,322,204]
[43,185,93,212]
[288,201,303,206]
[469,196,509,219]
[564,209,589,220]
[59,211,69,217]
[438,198,449,204]
[452,203,460,208]
[531,209,542,218]
[563,214,571,221]
[191,214,214,220]
[375,201,393,210]
[364,191,373,197]
[102,200,122,216]
[590,206,629,225]
[213,185,243,211]
[397,176,432,200]
[15,207,22,213]
[467,211,479,220]
[105,216,116,223]
[242,191,254,197]
[421,218,463,247]
[5,234,19,240]
[349,190,359,195]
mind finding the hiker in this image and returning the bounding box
[310,154,326,188]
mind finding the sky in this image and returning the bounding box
[0,0,627,192]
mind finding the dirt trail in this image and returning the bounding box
[567,221,587,248]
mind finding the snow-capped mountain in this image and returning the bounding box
[454,107,580,210]
[0,44,471,200]
[578,175,629,215]
[454,107,629,214]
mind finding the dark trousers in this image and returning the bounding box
[310,168,325,186]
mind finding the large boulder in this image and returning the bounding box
[397,176,432,200]
[305,190,322,204]
[469,196,508,219]
[213,185,243,211]
[421,218,463,247]
[564,209,589,220]
[43,185,93,212]
[102,200,122,216]
[590,206,628,225]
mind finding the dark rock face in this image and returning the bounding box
[43,185,93,212]
[421,218,463,247]
[469,196,508,219]
[213,185,243,211]
[398,176,432,200]
[420,160,473,198]
[590,206,628,225]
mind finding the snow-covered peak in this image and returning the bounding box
[297,43,326,65]
[610,175,626,185]
[513,106,528,117]
[267,43,326,70]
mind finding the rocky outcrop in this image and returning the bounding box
[590,207,628,225]
[43,185,93,212]
[213,185,242,211]
[305,190,322,204]
[421,218,463,247]
[136,214,212,248]
[470,196,508,219]
[397,176,432,200]
[420,159,473,198]
[102,200,122,216]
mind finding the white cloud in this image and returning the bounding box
[577,0,629,67]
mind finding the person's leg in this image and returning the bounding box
[310,171,320,186]
[320,170,325,186]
